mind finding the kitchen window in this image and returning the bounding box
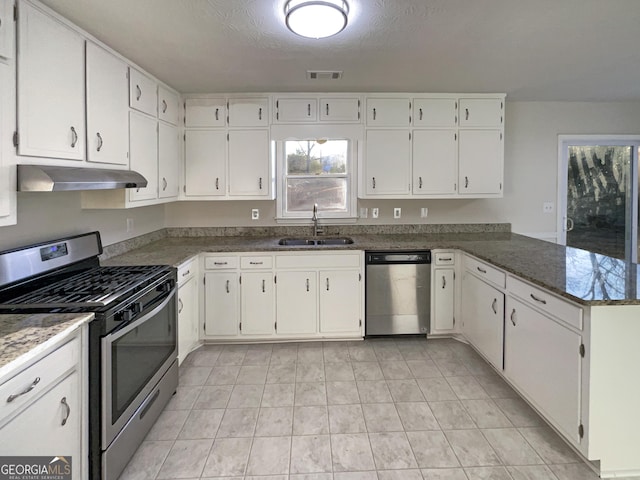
[274,125,360,221]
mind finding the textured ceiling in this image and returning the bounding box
[39,0,640,101]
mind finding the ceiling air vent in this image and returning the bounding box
[307,70,343,80]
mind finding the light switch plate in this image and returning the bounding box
[372,208,379,219]
[251,209,259,220]
[421,207,429,218]
[359,207,368,218]
[394,207,401,219]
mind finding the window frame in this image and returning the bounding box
[273,124,362,222]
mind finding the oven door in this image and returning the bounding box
[101,289,177,446]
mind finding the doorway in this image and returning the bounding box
[558,136,640,262]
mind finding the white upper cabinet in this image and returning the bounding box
[366,98,410,127]
[412,129,457,195]
[364,129,411,196]
[0,0,15,59]
[458,129,503,195]
[184,130,226,197]
[275,97,317,123]
[85,42,129,166]
[227,97,268,127]
[158,85,179,125]
[413,98,458,127]
[228,130,270,197]
[17,1,85,160]
[319,97,360,122]
[459,98,503,127]
[128,68,157,117]
[158,122,180,199]
[185,98,226,128]
[128,111,158,202]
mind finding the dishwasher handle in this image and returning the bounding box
[366,251,431,265]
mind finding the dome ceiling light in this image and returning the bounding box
[284,0,350,39]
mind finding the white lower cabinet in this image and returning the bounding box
[319,270,362,334]
[202,251,363,341]
[177,258,199,364]
[276,271,317,335]
[505,295,582,444]
[240,271,275,336]
[462,269,504,371]
[0,328,86,479]
[204,272,239,337]
[432,268,455,332]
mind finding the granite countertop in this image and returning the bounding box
[0,313,93,378]
[103,232,640,306]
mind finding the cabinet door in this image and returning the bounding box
[178,276,198,364]
[320,98,360,122]
[185,98,226,127]
[241,272,275,335]
[18,2,85,160]
[459,130,503,195]
[184,130,226,196]
[0,60,12,221]
[228,130,270,197]
[204,272,239,336]
[413,98,457,127]
[319,270,361,334]
[364,130,410,195]
[158,122,180,199]
[86,42,129,166]
[276,271,317,335]
[0,0,15,60]
[432,268,455,332]
[366,98,410,126]
[412,129,457,195]
[129,68,157,116]
[158,86,180,125]
[459,98,503,127]
[275,98,317,122]
[0,371,81,478]
[505,296,582,443]
[128,111,158,202]
[228,98,268,127]
[462,272,504,370]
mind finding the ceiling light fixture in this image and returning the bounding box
[284,0,349,39]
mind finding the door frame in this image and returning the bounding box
[557,135,640,261]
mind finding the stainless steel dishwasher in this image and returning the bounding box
[365,251,431,335]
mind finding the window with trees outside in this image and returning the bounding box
[283,139,351,217]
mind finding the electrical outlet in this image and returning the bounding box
[126,218,134,232]
[359,207,368,218]
[421,207,429,218]
[543,202,554,214]
[251,208,260,220]
[394,207,402,219]
[372,208,379,219]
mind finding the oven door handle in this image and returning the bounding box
[107,290,176,342]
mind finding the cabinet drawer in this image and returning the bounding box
[177,257,197,284]
[276,253,361,269]
[204,256,238,270]
[241,256,273,269]
[129,68,157,116]
[507,276,583,330]
[434,252,455,266]
[0,336,80,422]
[465,255,505,288]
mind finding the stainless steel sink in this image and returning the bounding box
[316,237,354,245]
[277,237,354,246]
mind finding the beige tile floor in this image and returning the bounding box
[118,338,605,480]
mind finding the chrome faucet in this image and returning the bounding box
[312,203,323,236]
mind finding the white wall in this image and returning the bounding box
[0,192,164,251]
[166,101,640,237]
[3,101,640,252]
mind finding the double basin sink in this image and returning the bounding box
[278,237,354,246]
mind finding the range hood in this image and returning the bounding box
[18,165,148,192]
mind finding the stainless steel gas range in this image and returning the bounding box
[0,232,178,480]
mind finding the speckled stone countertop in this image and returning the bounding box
[0,313,93,377]
[103,232,640,306]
